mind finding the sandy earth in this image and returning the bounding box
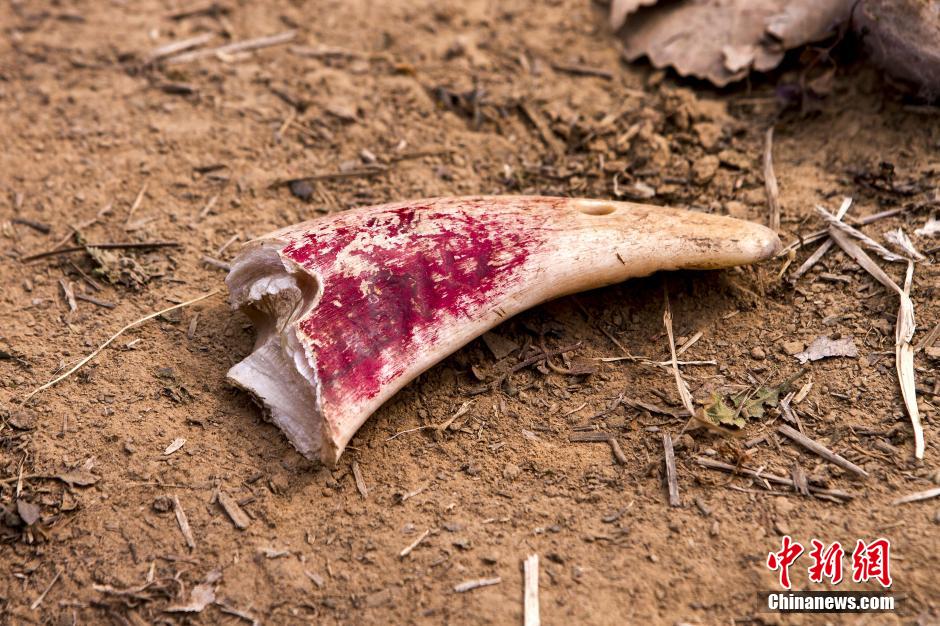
[1,1,939,624]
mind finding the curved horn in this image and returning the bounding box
[226,196,779,464]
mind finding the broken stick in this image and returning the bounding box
[764,127,781,232]
[777,425,869,478]
[891,487,940,505]
[165,31,296,64]
[663,433,680,507]
[172,495,196,549]
[696,457,855,501]
[217,490,251,530]
[399,529,430,559]
[454,577,501,593]
[523,554,540,626]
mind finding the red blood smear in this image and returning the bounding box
[281,200,550,407]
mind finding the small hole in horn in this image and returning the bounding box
[575,201,616,216]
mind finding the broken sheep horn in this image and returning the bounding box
[227,196,779,465]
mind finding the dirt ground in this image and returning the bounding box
[1,1,939,624]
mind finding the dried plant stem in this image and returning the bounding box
[523,554,540,626]
[696,457,855,501]
[663,433,680,507]
[827,228,923,459]
[20,241,181,263]
[777,425,868,478]
[146,33,214,63]
[817,206,909,262]
[791,197,852,281]
[895,261,923,459]
[892,487,940,505]
[165,31,296,64]
[20,288,221,406]
[29,570,61,610]
[778,206,905,256]
[764,127,781,232]
[663,297,695,416]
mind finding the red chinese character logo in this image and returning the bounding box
[852,538,892,588]
[807,539,845,584]
[767,535,804,589]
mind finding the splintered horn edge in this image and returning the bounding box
[225,196,780,464]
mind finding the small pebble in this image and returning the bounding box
[152,496,172,513]
[502,463,521,480]
[289,179,314,202]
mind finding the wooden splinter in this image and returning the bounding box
[226,196,779,464]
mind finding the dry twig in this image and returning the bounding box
[217,490,251,530]
[20,289,221,405]
[75,293,115,309]
[608,438,628,464]
[146,33,214,63]
[125,182,148,228]
[399,529,430,558]
[777,425,868,478]
[12,217,51,234]
[891,487,940,505]
[172,495,196,549]
[663,433,680,507]
[20,241,180,263]
[696,457,855,501]
[270,165,390,188]
[352,461,368,498]
[59,279,77,312]
[551,62,613,79]
[165,31,296,64]
[792,197,852,280]
[201,256,231,271]
[30,570,61,610]
[454,577,501,593]
[663,297,695,416]
[764,128,780,232]
[523,554,540,626]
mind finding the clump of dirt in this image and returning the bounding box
[1,1,938,624]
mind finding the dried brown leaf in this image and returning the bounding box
[16,499,41,526]
[57,471,100,487]
[794,335,858,364]
[165,570,221,613]
[610,0,659,30]
[618,0,852,86]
